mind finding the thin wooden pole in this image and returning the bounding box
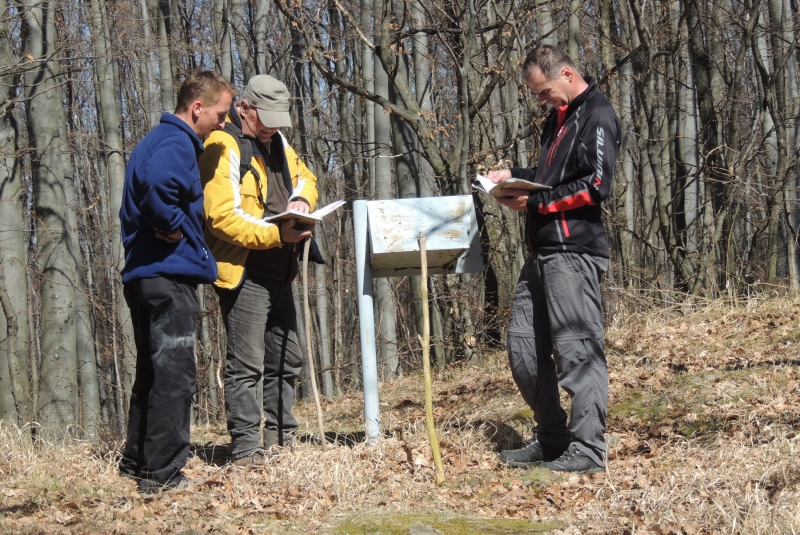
[303,239,327,449]
[419,232,444,485]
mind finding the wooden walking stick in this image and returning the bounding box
[419,232,445,485]
[302,238,328,450]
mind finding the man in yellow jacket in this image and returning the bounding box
[200,75,318,466]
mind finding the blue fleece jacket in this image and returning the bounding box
[120,112,218,284]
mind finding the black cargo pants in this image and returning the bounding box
[119,276,199,485]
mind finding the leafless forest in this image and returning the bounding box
[0,0,798,441]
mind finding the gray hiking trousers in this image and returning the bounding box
[217,275,303,458]
[507,251,609,466]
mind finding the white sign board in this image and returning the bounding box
[367,196,482,277]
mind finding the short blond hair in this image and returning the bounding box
[175,70,237,113]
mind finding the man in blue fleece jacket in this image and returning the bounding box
[488,46,620,474]
[119,70,235,495]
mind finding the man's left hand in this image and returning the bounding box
[287,199,310,213]
[495,189,530,211]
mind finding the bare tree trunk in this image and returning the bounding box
[229,0,256,81]
[752,0,794,285]
[373,0,398,378]
[391,1,430,368]
[329,6,357,195]
[619,60,636,286]
[390,5,417,200]
[568,0,580,59]
[453,0,478,362]
[536,0,557,46]
[768,0,799,287]
[254,0,270,74]
[89,0,128,439]
[599,0,626,286]
[453,0,476,192]
[629,0,696,290]
[411,0,435,197]
[360,0,376,196]
[61,138,100,440]
[0,275,25,426]
[484,6,505,152]
[155,0,175,111]
[685,0,729,293]
[675,0,700,261]
[23,0,80,434]
[139,0,161,126]
[785,8,800,286]
[0,24,30,426]
[212,0,234,81]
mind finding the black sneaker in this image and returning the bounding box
[137,474,200,496]
[540,444,604,474]
[499,438,568,468]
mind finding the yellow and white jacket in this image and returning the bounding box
[200,125,318,289]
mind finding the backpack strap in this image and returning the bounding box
[221,122,325,265]
[222,122,262,186]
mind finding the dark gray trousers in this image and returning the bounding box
[217,275,303,458]
[507,251,608,466]
[120,277,199,485]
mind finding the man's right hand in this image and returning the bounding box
[487,169,512,184]
[280,218,314,243]
[495,189,530,211]
[154,227,183,243]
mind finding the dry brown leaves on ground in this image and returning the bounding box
[1,295,799,534]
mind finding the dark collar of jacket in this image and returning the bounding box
[159,112,204,156]
[558,77,598,120]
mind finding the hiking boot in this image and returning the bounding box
[499,438,568,468]
[231,448,271,468]
[540,444,605,474]
[264,430,295,449]
[137,474,200,496]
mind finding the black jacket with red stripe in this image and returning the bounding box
[510,79,620,258]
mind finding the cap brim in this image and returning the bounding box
[256,108,292,128]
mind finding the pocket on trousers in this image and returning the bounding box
[552,339,588,378]
[546,270,585,334]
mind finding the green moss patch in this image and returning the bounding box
[331,513,562,534]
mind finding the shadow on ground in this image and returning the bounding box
[191,418,523,467]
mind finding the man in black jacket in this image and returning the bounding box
[488,45,620,473]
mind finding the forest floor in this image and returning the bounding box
[1,293,800,534]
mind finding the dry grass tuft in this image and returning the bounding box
[2,295,800,533]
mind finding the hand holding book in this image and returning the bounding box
[472,174,551,198]
[263,200,347,226]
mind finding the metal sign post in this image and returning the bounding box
[353,196,483,442]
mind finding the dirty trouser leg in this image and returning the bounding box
[538,251,608,467]
[218,277,272,459]
[262,279,303,447]
[507,257,571,449]
[120,277,198,485]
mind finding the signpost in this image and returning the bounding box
[353,196,483,442]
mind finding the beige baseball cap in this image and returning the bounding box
[240,75,292,128]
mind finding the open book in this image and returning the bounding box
[263,199,346,225]
[472,174,551,198]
